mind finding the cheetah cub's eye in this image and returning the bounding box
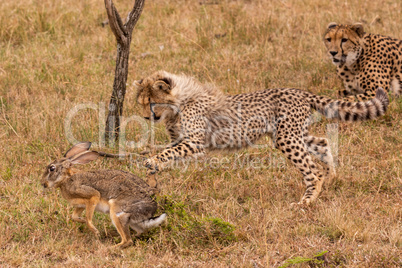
[341,38,348,43]
[326,38,331,42]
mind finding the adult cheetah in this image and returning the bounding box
[324,22,402,101]
[135,71,389,205]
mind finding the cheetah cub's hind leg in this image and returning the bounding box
[276,134,325,206]
[303,136,336,186]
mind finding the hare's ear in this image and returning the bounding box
[70,151,99,165]
[64,142,92,158]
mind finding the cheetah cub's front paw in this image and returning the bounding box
[290,197,313,208]
[143,156,160,175]
[290,201,308,208]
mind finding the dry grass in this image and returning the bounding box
[0,0,401,267]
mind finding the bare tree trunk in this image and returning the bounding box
[104,0,145,146]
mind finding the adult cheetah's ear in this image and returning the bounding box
[327,22,337,29]
[351,23,364,38]
[153,78,172,93]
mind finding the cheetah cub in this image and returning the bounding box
[42,142,166,248]
[135,71,389,205]
[324,22,402,101]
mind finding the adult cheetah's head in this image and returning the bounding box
[134,71,179,123]
[323,22,365,67]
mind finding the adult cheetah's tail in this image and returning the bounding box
[308,87,389,121]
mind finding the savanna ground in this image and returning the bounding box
[0,0,401,266]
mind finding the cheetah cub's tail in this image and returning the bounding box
[309,87,389,121]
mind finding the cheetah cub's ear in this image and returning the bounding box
[327,22,337,29]
[133,79,143,90]
[351,23,365,38]
[153,78,172,92]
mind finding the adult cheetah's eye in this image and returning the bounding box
[341,38,348,43]
[326,38,331,42]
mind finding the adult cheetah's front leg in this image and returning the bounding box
[337,65,359,97]
[344,66,391,102]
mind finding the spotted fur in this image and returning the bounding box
[135,71,389,205]
[324,22,402,101]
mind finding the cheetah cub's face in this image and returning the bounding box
[324,22,364,67]
[134,71,179,123]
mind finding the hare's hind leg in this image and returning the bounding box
[109,199,133,248]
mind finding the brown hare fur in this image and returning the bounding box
[41,142,166,248]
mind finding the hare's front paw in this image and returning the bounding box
[91,228,100,237]
[72,217,86,223]
[113,240,133,249]
[87,225,100,236]
[143,157,160,174]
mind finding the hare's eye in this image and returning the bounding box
[49,165,56,172]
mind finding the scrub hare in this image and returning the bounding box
[42,142,166,248]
